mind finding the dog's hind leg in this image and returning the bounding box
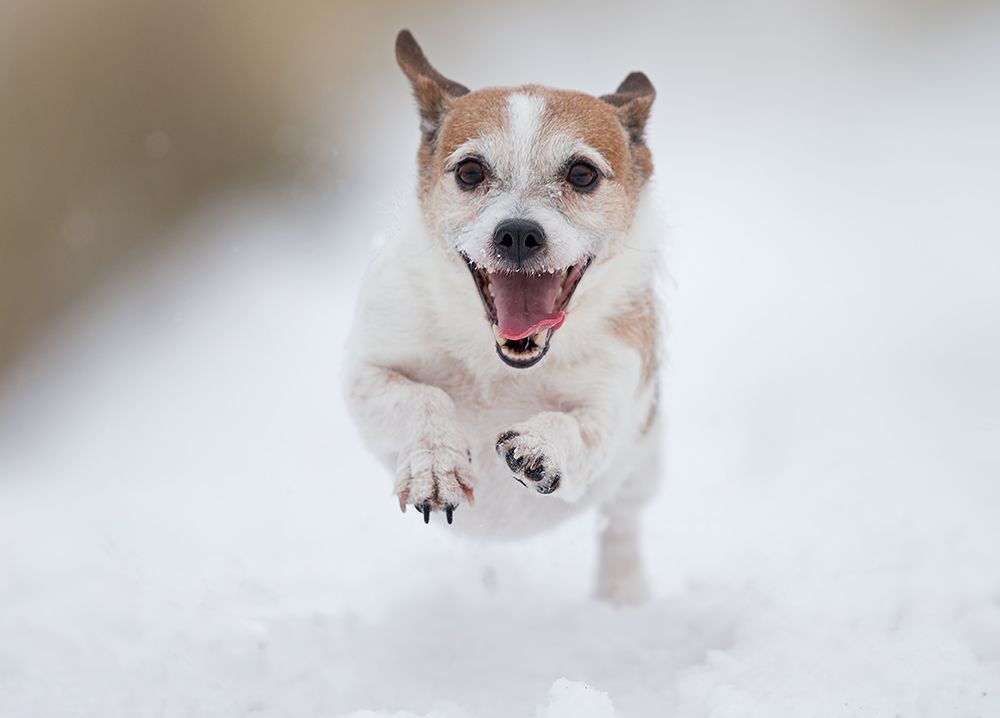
[594,424,661,605]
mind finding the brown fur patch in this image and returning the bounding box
[612,294,658,387]
[541,88,637,190]
[433,89,511,163]
[397,33,656,205]
[415,87,512,195]
[421,85,654,198]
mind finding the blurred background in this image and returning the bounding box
[1,1,998,716]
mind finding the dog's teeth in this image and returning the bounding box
[491,324,505,343]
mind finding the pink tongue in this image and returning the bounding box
[490,272,565,340]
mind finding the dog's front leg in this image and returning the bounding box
[495,400,656,604]
[346,363,474,523]
[494,406,619,503]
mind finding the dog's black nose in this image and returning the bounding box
[493,219,546,266]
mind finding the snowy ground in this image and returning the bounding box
[2,6,1000,716]
[1,172,997,716]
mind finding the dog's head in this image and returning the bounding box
[396,30,655,368]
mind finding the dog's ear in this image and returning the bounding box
[396,30,470,138]
[600,72,656,144]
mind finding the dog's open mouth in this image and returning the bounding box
[463,256,591,368]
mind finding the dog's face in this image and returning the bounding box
[396,31,655,368]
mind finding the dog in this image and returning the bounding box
[343,30,662,603]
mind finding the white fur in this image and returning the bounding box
[343,109,663,601]
[505,93,546,191]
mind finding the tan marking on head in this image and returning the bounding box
[415,87,512,197]
[437,90,513,164]
[418,84,654,202]
[541,90,634,184]
[612,294,659,387]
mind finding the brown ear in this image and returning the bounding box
[396,30,470,138]
[600,72,655,144]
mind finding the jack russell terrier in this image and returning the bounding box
[344,30,662,603]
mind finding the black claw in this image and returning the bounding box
[422,502,431,524]
[445,505,455,524]
[513,476,527,487]
[537,474,561,495]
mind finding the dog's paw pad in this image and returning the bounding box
[495,429,562,495]
[535,473,560,494]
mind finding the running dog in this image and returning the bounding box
[344,30,662,602]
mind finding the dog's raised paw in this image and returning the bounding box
[495,429,562,495]
[396,437,474,525]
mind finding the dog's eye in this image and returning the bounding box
[455,160,486,189]
[566,162,599,191]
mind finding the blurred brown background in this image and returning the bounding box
[0,0,407,378]
[1,0,996,382]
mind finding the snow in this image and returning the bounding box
[0,176,996,716]
[2,6,1000,715]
